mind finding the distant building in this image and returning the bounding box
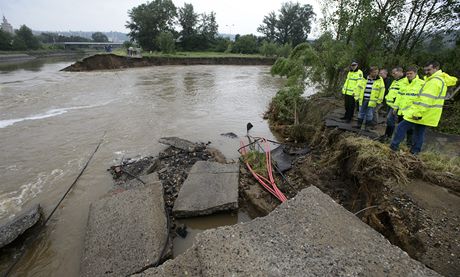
[1,16,14,34]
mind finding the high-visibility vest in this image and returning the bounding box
[404,70,458,127]
[394,76,424,116]
[385,77,404,109]
[356,76,385,108]
[342,69,363,96]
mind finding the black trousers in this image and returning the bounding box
[344,94,355,120]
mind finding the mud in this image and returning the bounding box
[248,96,460,277]
[62,54,276,72]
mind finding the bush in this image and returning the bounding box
[232,34,259,54]
[156,32,175,53]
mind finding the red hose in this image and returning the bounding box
[239,138,287,202]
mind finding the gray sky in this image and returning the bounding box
[1,0,320,36]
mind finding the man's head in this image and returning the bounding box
[423,61,440,77]
[350,61,358,71]
[391,66,404,79]
[379,69,388,79]
[369,66,379,78]
[406,66,418,81]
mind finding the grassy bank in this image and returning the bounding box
[112,49,265,58]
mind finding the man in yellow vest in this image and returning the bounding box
[341,61,363,123]
[355,66,385,129]
[382,66,405,140]
[390,66,425,145]
[390,61,458,154]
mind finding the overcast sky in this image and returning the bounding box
[1,0,321,36]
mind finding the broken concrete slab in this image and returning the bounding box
[80,180,168,277]
[137,186,439,277]
[115,172,161,190]
[0,204,41,248]
[173,161,239,218]
[159,137,202,152]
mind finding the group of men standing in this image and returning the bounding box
[341,61,457,154]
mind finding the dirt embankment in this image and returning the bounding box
[61,54,276,71]
[241,95,460,276]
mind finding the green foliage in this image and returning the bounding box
[15,25,40,50]
[213,36,231,52]
[0,30,13,50]
[126,0,177,50]
[178,3,198,50]
[242,151,268,177]
[258,1,315,46]
[91,32,109,42]
[438,100,460,135]
[277,43,292,58]
[232,34,258,54]
[269,85,305,124]
[156,31,175,53]
[260,41,278,57]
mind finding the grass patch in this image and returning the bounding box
[112,49,265,58]
[420,152,460,175]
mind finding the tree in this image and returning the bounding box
[156,31,175,53]
[232,34,259,54]
[126,0,177,50]
[0,30,13,50]
[257,12,277,42]
[15,25,40,50]
[199,12,218,42]
[258,2,315,46]
[178,3,198,38]
[92,32,109,42]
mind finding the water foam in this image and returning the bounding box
[0,169,64,219]
[0,102,110,129]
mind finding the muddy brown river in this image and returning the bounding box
[0,57,284,276]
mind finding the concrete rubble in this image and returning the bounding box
[80,173,169,276]
[0,204,41,248]
[159,137,203,152]
[135,186,439,277]
[173,161,239,218]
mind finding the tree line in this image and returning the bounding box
[0,26,111,51]
[125,0,315,55]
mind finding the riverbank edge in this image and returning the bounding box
[61,54,276,71]
[0,50,99,64]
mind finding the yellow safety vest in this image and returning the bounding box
[394,76,424,116]
[404,70,458,127]
[356,76,385,108]
[385,77,404,109]
[342,69,363,96]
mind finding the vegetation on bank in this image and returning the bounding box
[266,0,459,139]
[112,49,266,58]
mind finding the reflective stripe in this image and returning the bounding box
[348,78,360,81]
[413,102,443,108]
[432,76,445,98]
[419,93,446,100]
[372,88,380,91]
[346,88,354,91]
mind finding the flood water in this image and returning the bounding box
[0,57,284,276]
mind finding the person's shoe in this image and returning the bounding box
[355,119,363,129]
